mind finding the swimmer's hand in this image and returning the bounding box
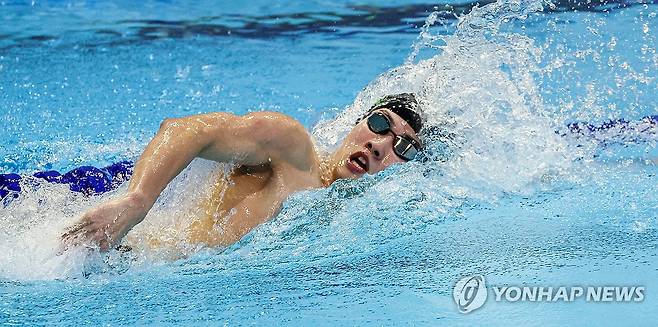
[60,193,149,252]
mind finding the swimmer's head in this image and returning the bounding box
[360,93,424,134]
[330,93,425,180]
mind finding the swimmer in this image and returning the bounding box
[61,93,426,252]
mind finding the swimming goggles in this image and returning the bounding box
[366,111,421,161]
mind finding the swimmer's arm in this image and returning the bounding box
[61,111,311,251]
[127,111,311,208]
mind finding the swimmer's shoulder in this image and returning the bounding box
[242,111,316,170]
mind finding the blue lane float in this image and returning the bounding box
[564,114,658,139]
[1,115,657,202]
[0,161,133,201]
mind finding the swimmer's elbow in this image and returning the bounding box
[159,118,176,130]
[157,116,217,153]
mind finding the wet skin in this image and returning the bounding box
[61,108,420,252]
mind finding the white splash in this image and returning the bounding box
[313,0,577,200]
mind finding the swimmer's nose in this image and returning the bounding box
[366,138,388,161]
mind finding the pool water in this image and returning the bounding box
[1,0,658,325]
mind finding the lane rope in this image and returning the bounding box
[2,115,657,201]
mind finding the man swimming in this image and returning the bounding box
[61,93,425,252]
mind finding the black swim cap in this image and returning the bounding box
[366,93,424,134]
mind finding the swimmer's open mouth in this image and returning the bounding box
[348,151,369,173]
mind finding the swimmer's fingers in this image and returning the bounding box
[58,228,89,255]
[92,230,115,252]
[98,239,110,252]
[60,219,90,242]
[58,218,97,254]
[100,227,121,252]
[60,220,90,244]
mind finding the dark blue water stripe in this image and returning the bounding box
[3,0,657,51]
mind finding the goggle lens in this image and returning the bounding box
[366,112,391,134]
[393,137,418,161]
[366,112,420,161]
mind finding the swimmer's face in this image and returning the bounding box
[334,109,422,179]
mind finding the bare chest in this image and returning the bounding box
[204,164,274,215]
[189,163,320,246]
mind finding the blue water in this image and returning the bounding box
[2,0,658,325]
